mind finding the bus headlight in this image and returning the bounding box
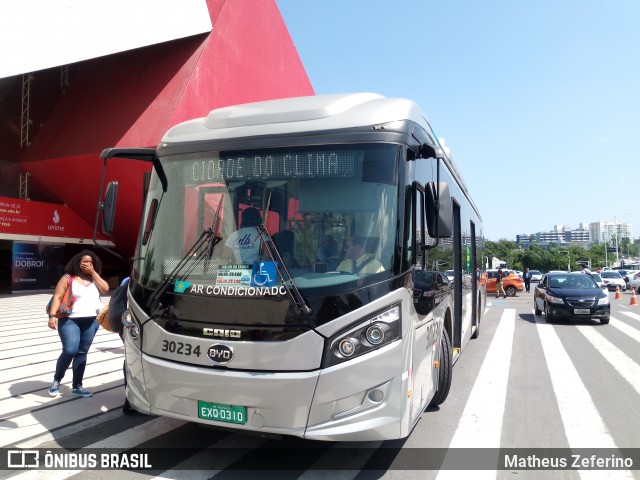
[322,304,401,368]
[366,324,386,345]
[338,338,359,357]
[122,310,134,327]
[122,309,142,345]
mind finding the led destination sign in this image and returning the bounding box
[189,150,358,183]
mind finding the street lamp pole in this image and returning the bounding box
[612,210,630,268]
[560,250,570,271]
[614,213,619,267]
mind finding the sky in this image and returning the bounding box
[276,0,640,241]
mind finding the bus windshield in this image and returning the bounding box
[134,143,399,295]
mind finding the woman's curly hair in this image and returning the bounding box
[64,250,103,276]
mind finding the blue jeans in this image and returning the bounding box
[54,317,99,388]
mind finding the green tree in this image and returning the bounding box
[485,239,635,273]
[521,244,546,271]
[620,237,631,261]
[485,240,517,267]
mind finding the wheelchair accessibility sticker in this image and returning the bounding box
[251,261,277,287]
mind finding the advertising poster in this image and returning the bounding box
[12,243,64,292]
[0,196,103,240]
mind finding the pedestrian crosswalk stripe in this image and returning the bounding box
[619,310,640,323]
[151,434,269,480]
[535,317,634,479]
[575,324,640,397]
[609,316,640,343]
[448,308,515,448]
[435,309,515,480]
[535,315,616,448]
[8,417,187,480]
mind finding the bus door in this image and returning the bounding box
[452,202,462,353]
[470,222,479,332]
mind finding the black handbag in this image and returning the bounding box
[107,280,129,334]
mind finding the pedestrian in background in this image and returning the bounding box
[47,250,109,398]
[111,277,143,415]
[523,267,532,293]
[496,268,507,298]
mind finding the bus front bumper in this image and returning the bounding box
[125,340,406,441]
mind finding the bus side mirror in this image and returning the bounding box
[101,181,118,234]
[425,182,453,238]
[419,143,437,159]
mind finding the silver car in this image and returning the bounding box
[589,272,607,290]
[529,270,543,282]
[600,270,626,291]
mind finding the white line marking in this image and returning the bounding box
[575,324,640,397]
[535,317,633,479]
[619,310,640,323]
[436,309,516,480]
[9,417,186,480]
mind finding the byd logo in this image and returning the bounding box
[207,344,234,364]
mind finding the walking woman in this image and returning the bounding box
[496,268,507,299]
[47,250,109,398]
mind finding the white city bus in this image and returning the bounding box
[99,93,486,441]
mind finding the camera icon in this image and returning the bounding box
[7,450,39,468]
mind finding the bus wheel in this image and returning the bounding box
[429,331,452,407]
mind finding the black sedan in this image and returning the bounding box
[413,270,452,315]
[534,272,610,324]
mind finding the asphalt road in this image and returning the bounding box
[1,289,639,479]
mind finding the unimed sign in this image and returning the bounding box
[12,243,64,292]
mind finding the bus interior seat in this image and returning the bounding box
[273,230,298,266]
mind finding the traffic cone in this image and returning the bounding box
[630,289,638,306]
[615,286,621,299]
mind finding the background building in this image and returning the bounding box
[0,0,313,292]
[516,224,590,246]
[589,221,633,244]
[516,221,634,248]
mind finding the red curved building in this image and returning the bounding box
[0,0,313,292]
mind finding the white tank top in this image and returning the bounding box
[69,279,102,318]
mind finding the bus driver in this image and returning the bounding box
[337,236,384,275]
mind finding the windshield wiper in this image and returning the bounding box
[147,197,224,313]
[204,198,224,272]
[257,194,312,316]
